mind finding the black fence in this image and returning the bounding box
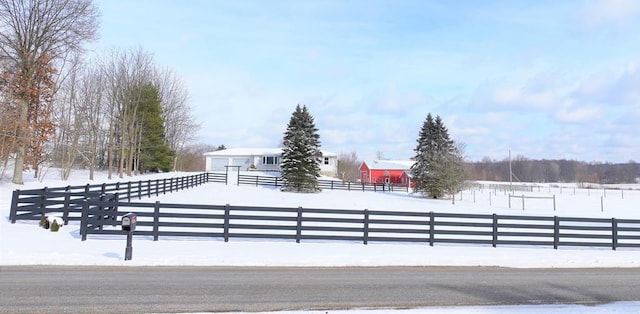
[78,199,640,250]
[9,173,407,224]
[207,172,409,192]
[9,173,208,224]
[9,172,640,250]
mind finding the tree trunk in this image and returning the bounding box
[11,99,29,184]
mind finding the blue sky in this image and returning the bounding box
[92,0,640,163]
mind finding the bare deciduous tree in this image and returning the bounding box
[337,151,361,182]
[0,0,99,184]
[153,67,199,170]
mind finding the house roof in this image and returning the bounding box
[204,148,282,156]
[363,160,415,170]
[204,148,337,157]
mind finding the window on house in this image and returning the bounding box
[323,157,330,165]
[263,156,279,165]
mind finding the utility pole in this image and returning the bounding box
[509,150,512,191]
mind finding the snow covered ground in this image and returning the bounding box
[2,169,639,312]
[217,302,640,314]
[2,169,639,268]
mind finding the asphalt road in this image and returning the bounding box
[1,266,639,313]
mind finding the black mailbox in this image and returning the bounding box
[122,213,137,232]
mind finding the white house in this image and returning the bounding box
[204,148,338,177]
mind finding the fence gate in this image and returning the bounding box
[224,165,241,186]
[80,193,119,240]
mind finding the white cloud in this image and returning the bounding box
[580,0,640,28]
[554,105,603,123]
[492,86,556,109]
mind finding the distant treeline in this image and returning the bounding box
[464,157,640,184]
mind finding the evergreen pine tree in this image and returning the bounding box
[137,83,175,172]
[410,113,464,198]
[280,104,322,192]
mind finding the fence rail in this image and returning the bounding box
[207,172,408,192]
[9,173,208,223]
[9,172,640,250]
[78,199,640,250]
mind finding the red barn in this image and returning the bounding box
[360,160,414,185]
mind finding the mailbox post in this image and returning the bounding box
[121,213,137,261]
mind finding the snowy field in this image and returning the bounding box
[2,169,640,313]
[1,169,639,268]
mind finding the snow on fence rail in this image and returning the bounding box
[75,199,640,250]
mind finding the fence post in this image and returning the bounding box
[553,216,559,249]
[39,187,48,218]
[127,181,132,202]
[553,195,556,211]
[81,200,88,241]
[62,188,71,225]
[153,201,160,241]
[155,179,159,196]
[147,180,151,198]
[296,206,303,243]
[112,193,119,226]
[9,189,20,223]
[138,181,142,199]
[521,194,525,211]
[224,204,230,242]
[492,214,498,248]
[611,218,617,251]
[363,209,369,245]
[429,211,435,246]
[101,183,106,195]
[163,178,167,195]
[508,194,511,208]
[98,194,104,231]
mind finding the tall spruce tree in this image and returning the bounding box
[137,83,174,172]
[410,113,464,198]
[280,104,322,192]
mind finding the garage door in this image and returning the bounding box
[230,158,250,168]
[208,158,228,171]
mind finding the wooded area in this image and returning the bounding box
[464,157,640,184]
[0,0,199,183]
